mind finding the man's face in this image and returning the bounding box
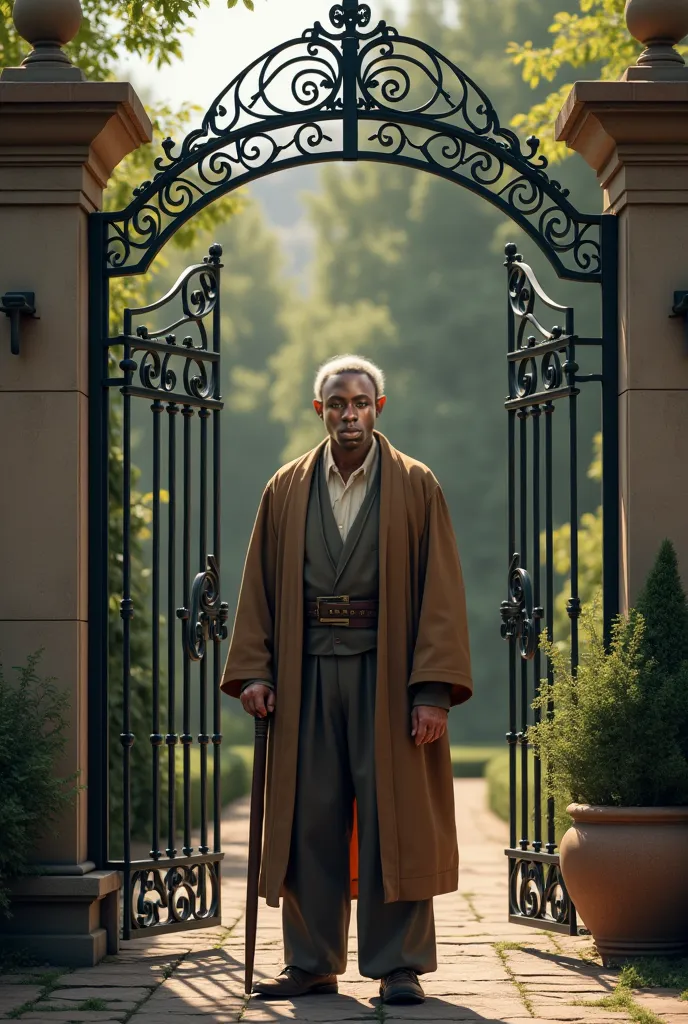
[313,372,386,452]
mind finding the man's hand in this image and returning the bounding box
[411,705,448,746]
[240,683,275,718]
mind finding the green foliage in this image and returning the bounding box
[178,748,249,830]
[531,543,688,806]
[0,653,77,912]
[450,746,503,778]
[507,0,688,162]
[484,748,569,842]
[636,539,688,672]
[0,0,254,83]
[550,432,602,642]
[619,957,688,995]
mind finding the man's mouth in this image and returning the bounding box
[340,429,362,438]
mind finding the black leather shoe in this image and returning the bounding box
[253,966,338,998]
[379,968,425,1005]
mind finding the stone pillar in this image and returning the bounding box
[556,0,688,609]
[0,0,151,965]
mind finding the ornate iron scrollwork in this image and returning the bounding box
[101,1,601,280]
[505,244,578,408]
[178,554,229,662]
[117,245,223,409]
[501,553,542,661]
[131,859,220,930]
[508,855,575,930]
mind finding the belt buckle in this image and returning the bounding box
[317,594,350,627]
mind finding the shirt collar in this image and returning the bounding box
[324,436,378,482]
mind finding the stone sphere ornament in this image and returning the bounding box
[4,0,85,79]
[625,0,688,67]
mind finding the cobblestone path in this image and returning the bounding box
[2,780,686,1023]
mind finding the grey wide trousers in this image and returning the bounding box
[282,651,437,979]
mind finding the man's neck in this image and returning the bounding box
[329,436,374,485]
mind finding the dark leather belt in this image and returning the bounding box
[305,596,378,628]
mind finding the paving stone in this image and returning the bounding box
[634,995,688,1014]
[0,985,42,1011]
[22,780,686,1024]
[19,1014,128,1022]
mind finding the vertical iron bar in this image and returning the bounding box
[150,398,163,860]
[342,0,359,159]
[600,214,620,644]
[518,406,529,851]
[567,320,580,673]
[119,332,135,940]
[211,264,223,857]
[181,404,194,857]
[507,408,517,853]
[166,402,178,858]
[531,404,542,852]
[87,214,110,871]
[544,402,556,854]
[199,407,210,856]
[505,276,518,855]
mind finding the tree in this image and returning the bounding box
[508,0,645,161]
[0,0,253,81]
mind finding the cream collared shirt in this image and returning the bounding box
[323,437,379,542]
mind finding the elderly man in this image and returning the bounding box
[221,355,472,1005]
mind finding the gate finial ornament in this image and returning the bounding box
[624,0,688,79]
[3,0,85,81]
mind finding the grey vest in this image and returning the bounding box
[303,453,380,657]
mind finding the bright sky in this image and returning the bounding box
[120,0,410,117]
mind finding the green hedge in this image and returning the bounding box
[175,746,250,831]
[484,750,569,846]
[228,745,503,782]
[450,745,501,778]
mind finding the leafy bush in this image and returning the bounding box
[0,652,77,911]
[531,541,688,808]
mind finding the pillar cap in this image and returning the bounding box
[3,0,85,81]
[623,0,688,80]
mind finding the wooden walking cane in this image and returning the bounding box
[244,712,270,996]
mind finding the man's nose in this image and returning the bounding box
[343,405,357,420]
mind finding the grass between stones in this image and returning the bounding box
[573,948,688,1023]
[575,983,664,1024]
[493,941,535,1017]
[6,966,71,1019]
[460,892,484,923]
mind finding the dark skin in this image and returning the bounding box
[241,371,448,746]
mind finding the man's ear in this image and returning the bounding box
[313,399,324,419]
[376,395,387,416]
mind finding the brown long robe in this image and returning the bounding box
[221,431,473,907]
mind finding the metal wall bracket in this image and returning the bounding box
[0,291,37,355]
[670,291,688,344]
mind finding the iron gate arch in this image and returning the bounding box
[89,0,618,939]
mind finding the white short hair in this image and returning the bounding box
[314,354,386,402]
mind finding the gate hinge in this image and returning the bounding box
[0,291,38,355]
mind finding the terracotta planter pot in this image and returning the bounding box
[560,804,688,963]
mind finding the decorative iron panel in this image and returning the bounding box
[501,240,617,934]
[105,246,227,939]
[98,0,601,282]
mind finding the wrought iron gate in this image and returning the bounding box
[90,248,228,938]
[88,0,617,939]
[500,234,618,933]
